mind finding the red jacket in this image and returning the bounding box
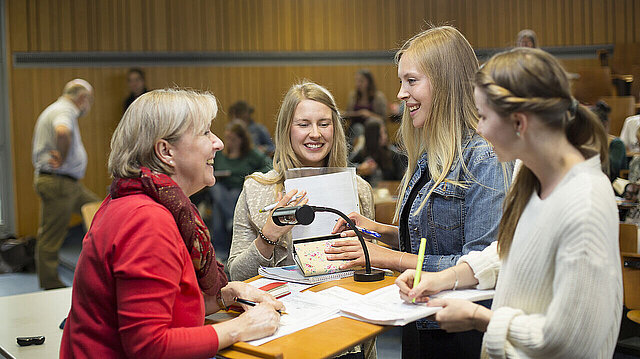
[60,194,219,358]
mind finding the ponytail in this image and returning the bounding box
[476,47,609,259]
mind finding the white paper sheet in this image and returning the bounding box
[339,284,495,326]
[247,291,341,346]
[284,170,360,239]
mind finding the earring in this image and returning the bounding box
[516,131,521,137]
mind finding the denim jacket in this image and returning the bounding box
[399,133,512,329]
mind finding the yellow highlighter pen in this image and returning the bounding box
[412,237,427,303]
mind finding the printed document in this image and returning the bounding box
[339,284,495,326]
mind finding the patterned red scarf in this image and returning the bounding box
[110,167,227,295]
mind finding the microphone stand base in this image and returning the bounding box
[354,269,385,282]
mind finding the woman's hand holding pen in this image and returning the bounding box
[331,211,397,246]
[213,282,285,346]
[395,269,452,303]
[222,281,285,312]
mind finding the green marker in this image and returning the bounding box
[412,238,427,303]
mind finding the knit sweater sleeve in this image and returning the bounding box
[484,193,622,358]
[113,207,218,359]
[457,241,500,290]
[227,182,276,280]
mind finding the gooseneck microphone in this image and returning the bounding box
[272,205,385,282]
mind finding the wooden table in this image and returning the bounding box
[0,287,71,359]
[217,275,397,359]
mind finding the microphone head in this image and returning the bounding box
[295,205,315,225]
[271,205,315,226]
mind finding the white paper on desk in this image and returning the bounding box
[339,284,495,326]
[248,291,341,346]
[284,169,360,239]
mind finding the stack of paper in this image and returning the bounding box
[339,284,495,326]
[258,265,355,285]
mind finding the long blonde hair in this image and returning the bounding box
[394,26,480,221]
[248,81,347,193]
[476,48,608,258]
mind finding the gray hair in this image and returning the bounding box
[108,88,218,178]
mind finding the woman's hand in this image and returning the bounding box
[427,298,490,333]
[223,282,285,312]
[332,212,378,237]
[324,238,392,269]
[214,302,281,347]
[256,190,307,257]
[395,269,453,303]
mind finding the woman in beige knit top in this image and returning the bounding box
[228,82,375,282]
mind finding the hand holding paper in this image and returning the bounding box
[426,298,491,333]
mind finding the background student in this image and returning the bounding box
[328,26,512,358]
[210,119,272,258]
[397,47,622,359]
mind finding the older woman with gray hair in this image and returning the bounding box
[61,89,283,358]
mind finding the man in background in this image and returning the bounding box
[122,68,147,113]
[228,100,275,156]
[31,79,99,289]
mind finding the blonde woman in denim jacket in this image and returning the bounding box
[328,26,512,359]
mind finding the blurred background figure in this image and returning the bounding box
[122,68,147,113]
[31,79,99,290]
[210,120,272,263]
[516,29,538,48]
[591,100,627,181]
[628,127,640,182]
[349,118,406,187]
[344,69,388,142]
[228,100,275,156]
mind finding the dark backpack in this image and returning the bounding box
[0,236,36,273]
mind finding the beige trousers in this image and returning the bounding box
[34,174,98,289]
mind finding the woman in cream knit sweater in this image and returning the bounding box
[396,48,622,358]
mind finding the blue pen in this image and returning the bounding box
[356,226,382,238]
[335,219,381,238]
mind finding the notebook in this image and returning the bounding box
[258,265,355,285]
[292,235,362,276]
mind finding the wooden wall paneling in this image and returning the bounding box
[201,0,215,51]
[606,0,616,43]
[127,0,144,51]
[94,1,109,50]
[473,0,489,48]
[635,0,640,43]
[8,0,640,53]
[72,0,89,51]
[6,0,27,52]
[58,0,71,51]
[591,0,607,44]
[462,0,476,48]
[582,0,592,45]
[613,0,626,43]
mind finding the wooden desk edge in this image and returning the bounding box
[622,251,640,259]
